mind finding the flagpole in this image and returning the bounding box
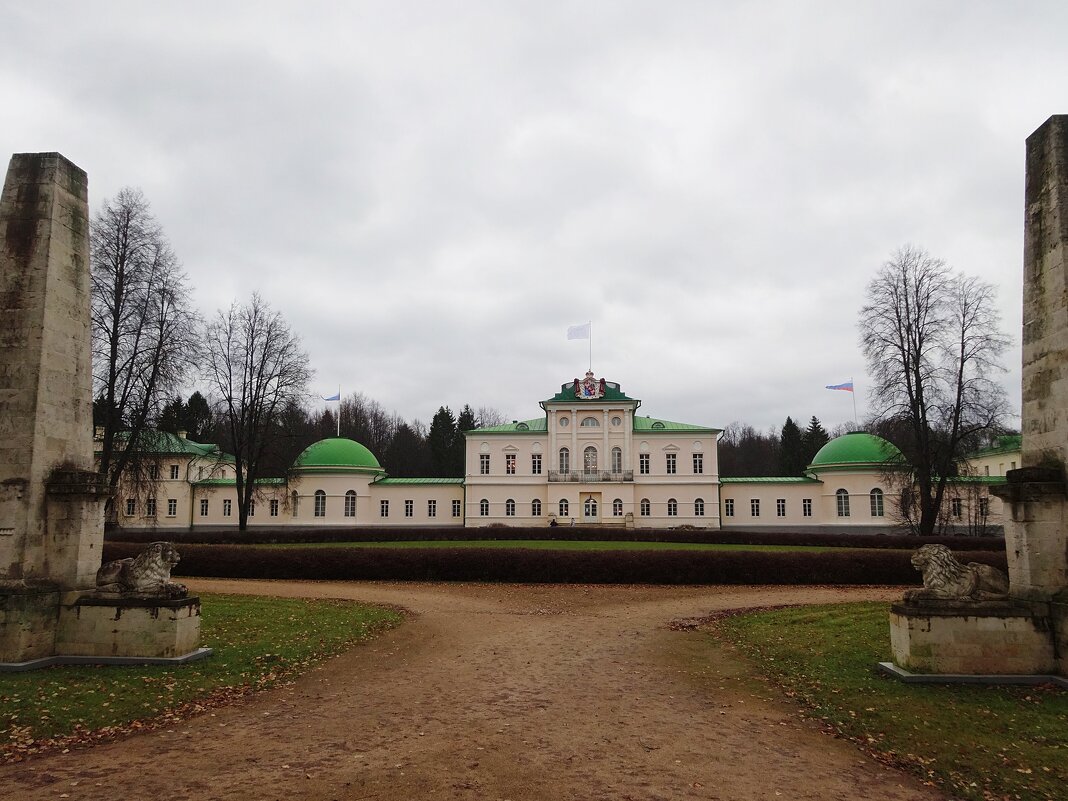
[337,386,341,437]
[851,377,857,429]
[588,321,593,372]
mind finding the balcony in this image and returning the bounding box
[547,470,634,483]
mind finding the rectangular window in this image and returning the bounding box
[802,498,812,517]
[170,464,179,480]
[639,454,650,475]
[978,497,989,517]
[380,500,389,518]
[405,499,414,517]
[167,498,177,517]
[270,499,279,517]
[248,499,255,517]
[125,498,135,516]
[223,499,232,517]
[428,499,437,517]
[692,453,703,474]
[148,464,159,480]
[531,454,542,475]
[505,454,516,474]
[199,498,208,516]
[452,499,461,517]
[146,498,157,517]
[724,498,734,517]
[776,498,785,517]
[480,454,490,475]
[666,453,677,474]
[1010,461,1017,470]
[750,498,760,517]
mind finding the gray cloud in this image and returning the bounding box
[2,1,1057,434]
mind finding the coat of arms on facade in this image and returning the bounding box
[573,371,607,399]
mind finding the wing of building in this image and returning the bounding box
[101,375,1019,535]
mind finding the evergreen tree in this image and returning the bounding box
[450,404,478,477]
[779,416,805,475]
[801,416,830,466]
[428,406,457,476]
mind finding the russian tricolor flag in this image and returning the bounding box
[825,381,854,392]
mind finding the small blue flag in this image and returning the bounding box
[322,391,341,402]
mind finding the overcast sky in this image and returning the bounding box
[2,2,1063,434]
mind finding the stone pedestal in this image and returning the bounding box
[890,600,1055,675]
[56,595,203,659]
[0,583,60,662]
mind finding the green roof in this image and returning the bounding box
[473,418,548,434]
[291,438,384,473]
[969,434,1022,458]
[97,430,229,460]
[193,477,286,486]
[372,477,465,485]
[720,476,821,484]
[808,433,903,471]
[947,475,1008,485]
[633,416,719,433]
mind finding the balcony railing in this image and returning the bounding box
[547,470,634,483]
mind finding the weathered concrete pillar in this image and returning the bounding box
[0,153,103,589]
[0,153,107,663]
[991,116,1068,604]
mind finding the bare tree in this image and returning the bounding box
[204,294,312,530]
[475,406,507,429]
[860,246,1009,536]
[91,188,200,512]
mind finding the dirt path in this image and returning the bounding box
[1,582,944,801]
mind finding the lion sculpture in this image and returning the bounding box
[904,543,1009,602]
[96,541,188,598]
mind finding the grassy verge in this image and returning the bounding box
[714,603,1067,801]
[0,593,401,760]
[261,539,850,552]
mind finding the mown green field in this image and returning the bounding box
[716,602,1067,801]
[0,593,401,758]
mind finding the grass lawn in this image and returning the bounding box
[263,539,849,552]
[0,593,401,759]
[715,602,1067,801]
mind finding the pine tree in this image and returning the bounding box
[801,416,830,466]
[779,416,805,475]
[428,406,457,476]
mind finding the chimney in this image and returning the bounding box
[177,430,187,440]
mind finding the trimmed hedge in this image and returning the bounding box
[100,542,1008,586]
[107,525,1004,552]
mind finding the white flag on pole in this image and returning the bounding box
[567,322,591,340]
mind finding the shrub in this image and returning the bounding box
[101,542,1007,586]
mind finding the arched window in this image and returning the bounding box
[612,498,623,516]
[694,498,705,517]
[611,447,623,473]
[505,498,515,517]
[836,489,850,517]
[559,499,569,517]
[580,416,600,427]
[559,447,570,473]
[291,490,299,517]
[313,490,326,518]
[667,498,678,517]
[869,488,884,517]
[584,446,598,471]
[531,499,542,517]
[640,498,650,516]
[480,498,489,516]
[584,496,598,518]
[344,490,356,517]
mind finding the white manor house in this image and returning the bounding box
[106,373,1018,533]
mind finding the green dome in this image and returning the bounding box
[292,438,383,473]
[808,433,903,470]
